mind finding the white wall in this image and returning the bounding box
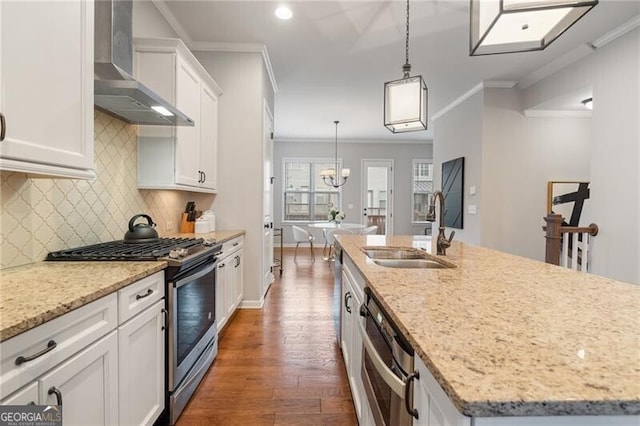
[433,91,484,246]
[481,89,592,261]
[195,51,274,306]
[523,29,640,284]
[274,140,433,244]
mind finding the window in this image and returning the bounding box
[283,159,341,222]
[412,160,433,223]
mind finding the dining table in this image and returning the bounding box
[308,222,367,260]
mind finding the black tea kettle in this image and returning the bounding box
[124,214,159,243]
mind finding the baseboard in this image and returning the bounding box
[239,298,265,309]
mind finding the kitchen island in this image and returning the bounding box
[336,234,639,422]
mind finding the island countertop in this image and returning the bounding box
[336,234,640,417]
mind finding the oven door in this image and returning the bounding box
[168,257,217,390]
[358,301,418,426]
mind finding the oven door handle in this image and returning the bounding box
[357,309,405,397]
[173,262,217,289]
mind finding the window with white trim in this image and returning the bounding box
[283,159,341,222]
[412,159,433,223]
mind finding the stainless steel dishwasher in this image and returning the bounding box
[359,287,420,425]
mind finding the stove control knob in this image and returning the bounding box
[169,249,181,259]
[178,248,188,257]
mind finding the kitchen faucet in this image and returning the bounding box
[426,191,455,255]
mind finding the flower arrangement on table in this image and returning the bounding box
[328,208,346,223]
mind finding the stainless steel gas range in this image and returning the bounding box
[47,236,222,424]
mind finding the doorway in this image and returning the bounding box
[362,160,393,235]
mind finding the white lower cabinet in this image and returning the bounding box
[216,237,244,333]
[341,255,369,424]
[0,271,166,426]
[40,331,119,425]
[118,299,165,426]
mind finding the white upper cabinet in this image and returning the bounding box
[0,0,95,179]
[134,38,222,193]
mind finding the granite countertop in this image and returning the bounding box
[336,234,640,417]
[0,230,245,343]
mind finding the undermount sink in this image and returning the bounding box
[362,246,456,269]
[372,258,453,269]
[363,248,425,259]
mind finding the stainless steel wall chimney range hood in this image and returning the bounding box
[94,0,194,126]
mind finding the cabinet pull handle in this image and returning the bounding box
[0,113,5,141]
[404,371,420,419]
[202,171,206,183]
[233,242,239,246]
[48,386,63,406]
[235,256,240,267]
[135,288,153,300]
[344,291,352,314]
[15,340,57,365]
[219,263,225,268]
[161,308,168,331]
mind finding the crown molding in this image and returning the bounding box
[523,110,592,118]
[150,1,280,94]
[431,80,516,121]
[591,15,640,49]
[151,0,193,45]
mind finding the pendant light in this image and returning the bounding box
[384,0,428,133]
[320,121,350,188]
[470,0,598,56]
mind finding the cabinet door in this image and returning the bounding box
[199,84,218,190]
[340,271,353,369]
[0,0,94,178]
[233,251,244,308]
[39,331,118,426]
[175,55,201,187]
[349,287,365,419]
[216,261,228,333]
[118,299,165,426]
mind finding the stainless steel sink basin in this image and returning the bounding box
[363,248,425,259]
[372,258,454,269]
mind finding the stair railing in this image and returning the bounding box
[543,214,599,272]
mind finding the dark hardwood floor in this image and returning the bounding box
[176,248,358,425]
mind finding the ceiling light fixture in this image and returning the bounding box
[470,0,598,56]
[275,5,293,20]
[581,97,593,110]
[384,0,428,133]
[320,121,350,188]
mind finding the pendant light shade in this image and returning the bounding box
[384,73,428,133]
[470,0,598,56]
[384,0,428,133]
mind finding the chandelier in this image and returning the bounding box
[469,0,598,56]
[384,0,428,133]
[320,121,350,188]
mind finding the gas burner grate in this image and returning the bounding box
[46,238,204,261]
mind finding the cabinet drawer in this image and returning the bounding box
[1,382,38,405]
[118,271,165,324]
[221,236,243,257]
[0,294,117,399]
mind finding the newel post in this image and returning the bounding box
[543,214,564,265]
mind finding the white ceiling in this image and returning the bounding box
[155,0,639,141]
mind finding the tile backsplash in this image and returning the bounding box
[0,110,214,269]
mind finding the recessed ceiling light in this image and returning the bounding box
[581,98,593,110]
[275,5,292,20]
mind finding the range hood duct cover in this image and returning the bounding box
[94,0,194,126]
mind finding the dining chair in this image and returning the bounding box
[326,228,354,259]
[361,225,378,235]
[292,225,315,261]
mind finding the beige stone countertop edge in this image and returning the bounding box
[336,234,640,417]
